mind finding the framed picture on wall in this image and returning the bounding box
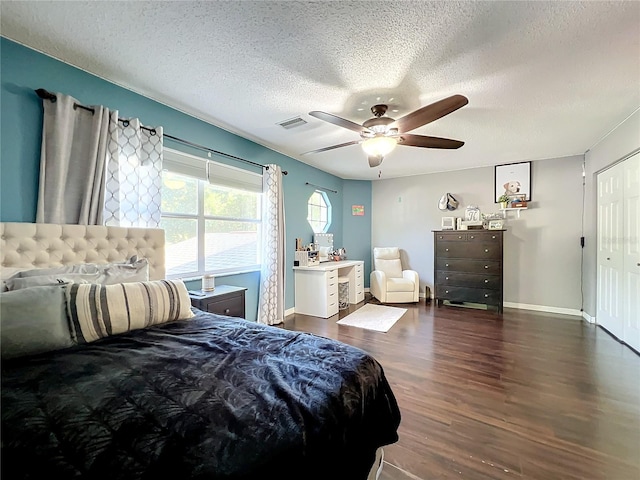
[494,161,531,202]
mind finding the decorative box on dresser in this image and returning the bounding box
[433,230,504,313]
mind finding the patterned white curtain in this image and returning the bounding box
[104,118,163,227]
[258,164,285,325]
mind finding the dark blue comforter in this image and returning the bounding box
[1,311,400,479]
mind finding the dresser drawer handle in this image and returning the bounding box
[458,235,462,239]
[484,265,489,269]
[445,248,449,252]
[445,290,449,294]
[224,308,230,314]
[446,263,449,267]
[484,249,489,253]
[492,235,496,239]
[470,235,474,239]
[484,279,489,283]
[439,236,444,239]
[446,277,449,280]
[484,294,489,298]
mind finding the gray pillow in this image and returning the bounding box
[5,273,100,290]
[0,285,75,359]
[96,257,149,285]
[4,257,149,290]
[10,264,99,279]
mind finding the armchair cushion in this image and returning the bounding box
[374,258,403,278]
[373,247,404,278]
[386,278,415,292]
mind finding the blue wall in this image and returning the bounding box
[0,37,372,320]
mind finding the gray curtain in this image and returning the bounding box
[257,164,285,325]
[36,93,116,225]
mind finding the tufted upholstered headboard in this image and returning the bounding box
[0,223,165,281]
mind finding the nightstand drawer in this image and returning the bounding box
[203,295,244,317]
[189,285,247,319]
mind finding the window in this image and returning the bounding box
[307,190,331,233]
[161,149,262,278]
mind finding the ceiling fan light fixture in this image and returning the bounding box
[362,136,397,157]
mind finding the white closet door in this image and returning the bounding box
[622,153,640,351]
[597,162,624,339]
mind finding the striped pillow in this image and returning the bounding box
[66,279,194,344]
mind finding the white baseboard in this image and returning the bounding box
[284,307,296,318]
[581,311,596,323]
[503,302,582,317]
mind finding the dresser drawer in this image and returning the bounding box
[436,242,502,260]
[436,271,501,290]
[436,285,501,304]
[435,232,470,242]
[467,232,502,244]
[436,258,501,274]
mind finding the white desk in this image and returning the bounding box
[293,260,365,318]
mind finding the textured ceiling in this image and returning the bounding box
[1,1,639,180]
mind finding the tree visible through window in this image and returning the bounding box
[307,190,331,233]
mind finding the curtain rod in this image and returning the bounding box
[35,88,287,175]
[305,182,338,194]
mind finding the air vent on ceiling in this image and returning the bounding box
[277,116,307,130]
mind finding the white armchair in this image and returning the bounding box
[370,247,419,303]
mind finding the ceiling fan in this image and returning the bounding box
[304,94,468,167]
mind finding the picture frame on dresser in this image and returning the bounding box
[494,161,531,202]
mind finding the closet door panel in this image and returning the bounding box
[597,163,624,339]
[622,153,639,351]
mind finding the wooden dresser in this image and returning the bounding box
[433,230,504,312]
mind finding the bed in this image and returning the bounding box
[0,222,401,480]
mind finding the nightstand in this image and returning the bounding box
[188,285,247,318]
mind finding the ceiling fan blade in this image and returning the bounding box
[390,95,468,133]
[399,134,464,149]
[302,139,362,155]
[309,111,371,134]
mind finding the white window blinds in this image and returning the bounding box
[163,148,262,192]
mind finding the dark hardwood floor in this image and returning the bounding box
[282,298,640,480]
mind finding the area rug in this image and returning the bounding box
[336,303,407,333]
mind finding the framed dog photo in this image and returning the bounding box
[494,161,531,202]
